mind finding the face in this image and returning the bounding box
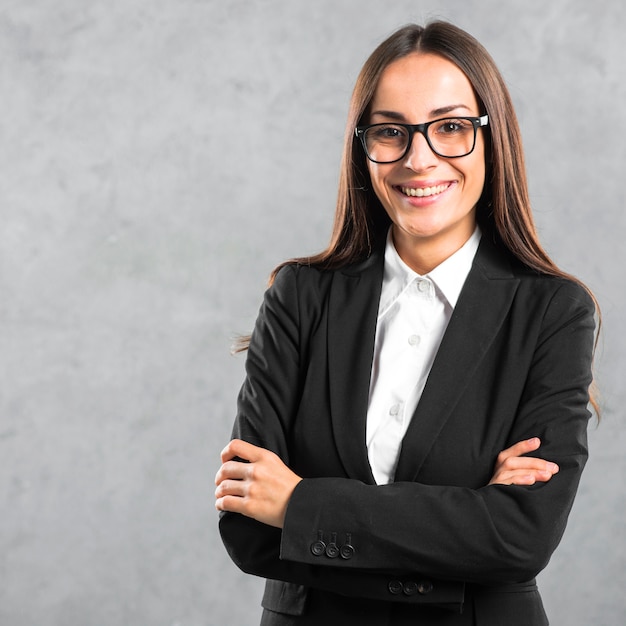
[366,52,486,269]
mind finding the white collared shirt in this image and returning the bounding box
[366,227,482,485]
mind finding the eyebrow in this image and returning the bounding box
[370,104,472,120]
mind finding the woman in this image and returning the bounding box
[215,21,597,625]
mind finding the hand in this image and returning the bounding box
[489,438,559,486]
[215,439,302,528]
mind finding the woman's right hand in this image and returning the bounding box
[489,437,559,486]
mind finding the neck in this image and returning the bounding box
[391,225,475,275]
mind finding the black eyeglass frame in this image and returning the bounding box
[355,114,489,163]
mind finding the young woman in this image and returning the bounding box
[215,21,597,625]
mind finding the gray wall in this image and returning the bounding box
[1,1,624,624]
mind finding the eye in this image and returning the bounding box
[370,124,407,140]
[434,118,472,135]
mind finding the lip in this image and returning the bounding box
[393,181,456,205]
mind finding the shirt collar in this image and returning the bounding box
[379,226,482,315]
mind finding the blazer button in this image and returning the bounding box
[403,581,418,596]
[340,544,354,560]
[310,531,326,556]
[417,581,434,595]
[340,533,354,560]
[388,580,403,595]
[326,543,339,558]
[325,532,339,558]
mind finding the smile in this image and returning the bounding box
[399,184,450,198]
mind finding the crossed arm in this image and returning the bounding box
[215,436,559,529]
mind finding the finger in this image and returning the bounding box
[221,439,266,464]
[215,479,247,499]
[491,468,555,486]
[509,469,554,483]
[534,470,555,482]
[497,456,559,474]
[507,473,536,486]
[215,459,251,485]
[216,494,249,515]
[498,437,541,462]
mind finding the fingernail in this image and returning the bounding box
[549,463,559,473]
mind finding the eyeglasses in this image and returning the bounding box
[355,115,489,163]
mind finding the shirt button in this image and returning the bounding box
[408,334,420,346]
[389,404,400,417]
[417,280,430,293]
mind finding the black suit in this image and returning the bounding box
[219,236,595,625]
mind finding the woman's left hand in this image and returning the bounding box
[215,439,302,528]
[488,437,559,486]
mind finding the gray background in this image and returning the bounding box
[1,0,624,624]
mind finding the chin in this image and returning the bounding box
[400,222,448,239]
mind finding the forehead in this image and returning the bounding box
[370,52,479,118]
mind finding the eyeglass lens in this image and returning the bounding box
[363,118,478,162]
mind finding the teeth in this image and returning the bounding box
[401,184,448,197]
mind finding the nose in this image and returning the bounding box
[403,130,439,172]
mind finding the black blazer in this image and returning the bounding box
[219,236,595,625]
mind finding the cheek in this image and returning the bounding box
[460,154,486,194]
[367,163,392,197]
[367,162,379,184]
[471,162,486,189]
[367,165,382,198]
[473,143,487,187]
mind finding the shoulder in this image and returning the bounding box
[261,264,336,331]
[513,268,595,316]
[475,237,595,317]
[507,270,597,347]
[268,263,333,309]
[269,250,385,301]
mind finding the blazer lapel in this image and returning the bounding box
[394,238,520,482]
[327,250,383,484]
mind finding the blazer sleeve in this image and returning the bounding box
[219,266,596,594]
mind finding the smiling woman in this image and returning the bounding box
[215,21,598,626]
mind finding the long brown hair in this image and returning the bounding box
[239,21,600,415]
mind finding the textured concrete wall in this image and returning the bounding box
[1,1,624,624]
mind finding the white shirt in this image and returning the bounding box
[366,227,482,485]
